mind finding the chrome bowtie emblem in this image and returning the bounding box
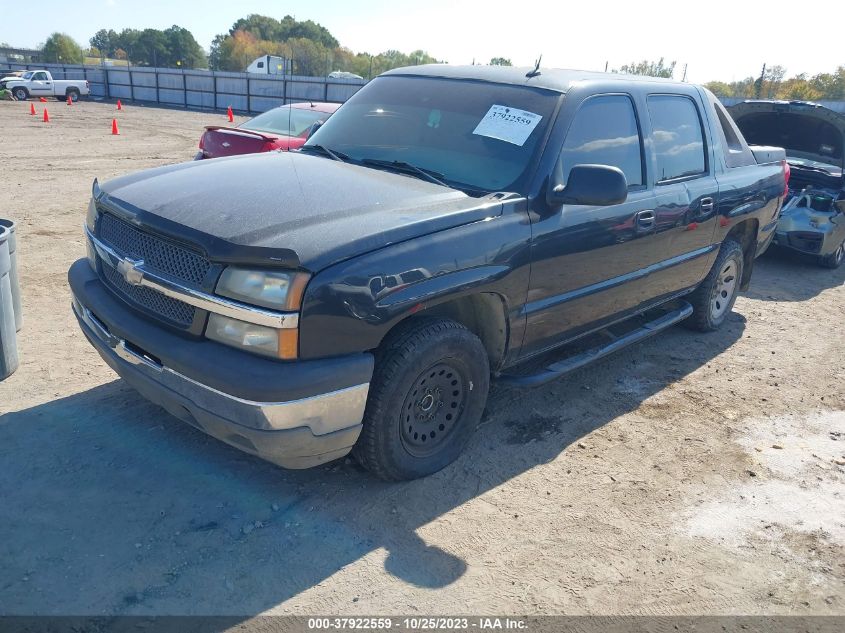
[117,257,144,286]
[221,141,231,148]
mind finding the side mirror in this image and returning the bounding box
[306,121,323,139]
[547,164,628,207]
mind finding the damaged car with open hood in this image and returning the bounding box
[729,100,845,268]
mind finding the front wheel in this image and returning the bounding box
[684,239,744,332]
[12,87,28,101]
[819,241,844,269]
[354,318,490,481]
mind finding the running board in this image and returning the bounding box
[497,302,693,388]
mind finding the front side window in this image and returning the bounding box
[33,72,47,81]
[648,95,707,182]
[560,95,644,188]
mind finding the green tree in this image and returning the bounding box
[163,25,206,68]
[704,81,734,98]
[489,57,512,66]
[616,58,676,79]
[42,33,84,64]
[90,29,118,57]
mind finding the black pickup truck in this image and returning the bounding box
[69,65,786,480]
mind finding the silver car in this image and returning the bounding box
[729,100,845,268]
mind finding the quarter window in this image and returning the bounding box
[561,95,643,188]
[648,95,707,182]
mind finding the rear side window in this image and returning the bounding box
[712,98,755,168]
[560,95,644,188]
[648,95,707,182]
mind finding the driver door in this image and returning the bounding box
[28,71,53,97]
[522,93,657,357]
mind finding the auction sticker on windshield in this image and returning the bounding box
[472,105,542,146]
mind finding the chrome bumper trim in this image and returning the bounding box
[85,224,299,329]
[72,296,368,436]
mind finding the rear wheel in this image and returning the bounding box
[66,89,80,102]
[684,239,744,332]
[354,318,490,481]
[819,241,844,269]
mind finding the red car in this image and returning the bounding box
[195,101,340,160]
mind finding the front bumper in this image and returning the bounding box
[69,259,373,469]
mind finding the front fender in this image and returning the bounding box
[298,202,533,360]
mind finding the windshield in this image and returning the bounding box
[243,106,330,137]
[22,72,33,80]
[304,75,559,193]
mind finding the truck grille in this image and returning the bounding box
[102,265,196,326]
[98,213,211,327]
[99,213,210,285]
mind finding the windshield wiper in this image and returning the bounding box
[360,158,449,187]
[299,144,348,162]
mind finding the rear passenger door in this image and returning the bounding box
[523,93,658,357]
[641,94,720,301]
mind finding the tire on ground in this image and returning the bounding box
[684,239,744,332]
[354,317,490,481]
[819,241,844,269]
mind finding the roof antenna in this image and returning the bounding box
[526,55,542,78]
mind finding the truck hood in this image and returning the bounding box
[728,100,845,171]
[98,151,503,272]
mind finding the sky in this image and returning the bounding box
[1,0,842,84]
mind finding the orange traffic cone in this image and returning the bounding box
[42,108,49,122]
[39,96,47,103]
[29,102,36,115]
[111,118,119,135]
[227,106,233,123]
[116,99,122,110]
[67,94,72,105]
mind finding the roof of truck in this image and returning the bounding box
[382,64,679,93]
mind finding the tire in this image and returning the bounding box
[819,240,844,269]
[684,239,744,332]
[67,89,80,102]
[12,87,28,101]
[353,317,490,481]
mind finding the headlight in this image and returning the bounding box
[86,197,98,232]
[215,267,309,311]
[207,313,298,358]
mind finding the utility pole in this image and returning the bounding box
[755,63,766,99]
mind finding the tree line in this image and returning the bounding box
[705,65,845,101]
[36,15,443,77]
[33,30,845,100]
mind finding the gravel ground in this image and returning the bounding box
[0,99,843,618]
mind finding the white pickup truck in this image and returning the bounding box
[0,70,90,102]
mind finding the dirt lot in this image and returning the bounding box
[0,99,843,617]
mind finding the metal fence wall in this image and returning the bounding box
[4,62,367,113]
[7,63,845,115]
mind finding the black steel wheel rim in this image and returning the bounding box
[400,362,467,457]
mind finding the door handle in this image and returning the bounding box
[636,209,655,231]
[700,197,714,213]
